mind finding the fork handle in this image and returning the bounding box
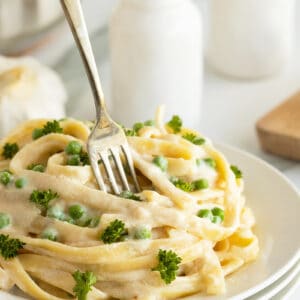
[60,0,105,120]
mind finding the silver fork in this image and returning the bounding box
[60,0,140,194]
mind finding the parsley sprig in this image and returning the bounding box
[100,219,127,244]
[2,143,19,159]
[170,177,194,192]
[0,234,25,259]
[167,115,182,133]
[32,120,63,140]
[72,270,97,300]
[182,133,205,145]
[30,189,58,211]
[152,249,182,284]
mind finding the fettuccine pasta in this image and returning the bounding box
[0,109,259,300]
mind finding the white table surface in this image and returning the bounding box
[30,1,300,299]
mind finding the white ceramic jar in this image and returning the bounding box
[207,0,295,79]
[109,0,202,128]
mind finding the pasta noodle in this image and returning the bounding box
[0,109,259,299]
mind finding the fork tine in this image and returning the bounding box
[89,150,107,192]
[110,147,130,191]
[100,150,120,195]
[121,144,141,192]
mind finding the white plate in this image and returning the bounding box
[273,266,300,300]
[1,144,300,300]
[247,258,300,300]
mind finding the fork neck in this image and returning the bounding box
[60,0,106,120]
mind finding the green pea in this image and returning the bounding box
[211,207,224,221]
[15,178,27,189]
[0,212,10,229]
[193,137,205,145]
[144,120,155,126]
[69,204,86,220]
[203,158,216,168]
[32,164,45,173]
[67,154,81,166]
[133,122,144,133]
[0,171,13,185]
[196,158,202,166]
[152,156,168,172]
[65,141,82,155]
[133,226,152,240]
[212,215,223,224]
[32,128,44,140]
[46,205,65,220]
[197,209,213,220]
[41,228,58,241]
[193,179,209,190]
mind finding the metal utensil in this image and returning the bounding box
[60,0,140,194]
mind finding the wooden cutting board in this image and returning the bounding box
[256,91,300,161]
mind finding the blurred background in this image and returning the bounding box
[0,0,299,185]
[1,2,300,299]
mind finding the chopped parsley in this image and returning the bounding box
[29,189,58,211]
[100,219,127,244]
[152,249,182,284]
[170,177,194,192]
[119,190,141,201]
[2,143,19,159]
[182,133,205,145]
[0,234,25,259]
[170,177,209,192]
[72,270,97,300]
[167,115,182,133]
[230,165,242,179]
[32,120,63,140]
[79,151,90,166]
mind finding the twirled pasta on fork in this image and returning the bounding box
[0,109,259,300]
